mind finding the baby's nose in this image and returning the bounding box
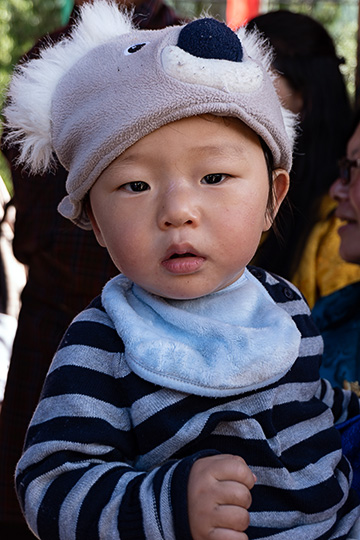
[157,187,200,229]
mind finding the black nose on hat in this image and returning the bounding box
[177,18,243,62]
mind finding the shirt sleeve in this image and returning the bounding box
[14,306,216,540]
[316,377,360,424]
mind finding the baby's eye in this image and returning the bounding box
[120,181,150,192]
[201,173,227,185]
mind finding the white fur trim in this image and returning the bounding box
[240,24,298,150]
[281,106,299,149]
[162,45,263,93]
[237,26,274,76]
[3,1,134,173]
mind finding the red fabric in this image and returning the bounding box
[226,0,260,30]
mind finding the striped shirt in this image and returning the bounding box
[15,267,360,539]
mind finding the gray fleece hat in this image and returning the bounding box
[4,0,296,229]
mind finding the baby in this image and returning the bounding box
[4,1,360,538]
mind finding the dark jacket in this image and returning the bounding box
[312,281,360,389]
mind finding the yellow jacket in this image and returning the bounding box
[292,195,360,308]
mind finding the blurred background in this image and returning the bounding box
[0,0,359,192]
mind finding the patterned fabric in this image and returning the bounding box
[0,1,185,527]
[15,268,360,540]
[291,195,360,309]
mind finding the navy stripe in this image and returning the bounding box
[58,320,124,353]
[41,365,123,401]
[279,429,342,469]
[77,466,132,539]
[251,474,348,513]
[26,417,135,457]
[135,399,249,454]
[17,451,91,502]
[41,364,161,408]
[293,313,321,337]
[254,400,327,433]
[117,475,146,539]
[37,467,89,540]
[332,386,348,420]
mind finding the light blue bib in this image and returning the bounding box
[102,269,301,396]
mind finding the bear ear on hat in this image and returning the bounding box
[3,0,134,174]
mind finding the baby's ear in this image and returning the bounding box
[263,168,289,231]
[85,197,106,248]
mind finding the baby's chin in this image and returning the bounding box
[143,281,242,301]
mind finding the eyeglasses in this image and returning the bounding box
[338,157,360,185]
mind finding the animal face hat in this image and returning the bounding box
[4,0,296,229]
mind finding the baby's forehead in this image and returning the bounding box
[105,114,263,168]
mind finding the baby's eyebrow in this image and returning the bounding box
[115,152,141,165]
[194,144,249,159]
[116,143,248,165]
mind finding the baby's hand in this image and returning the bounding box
[188,454,255,540]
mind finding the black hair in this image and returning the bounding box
[247,10,353,279]
[260,138,277,219]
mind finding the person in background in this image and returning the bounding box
[4,3,360,538]
[0,177,26,406]
[312,117,360,390]
[247,10,360,308]
[0,1,185,538]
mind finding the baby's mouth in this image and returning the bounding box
[169,252,196,259]
[162,248,205,274]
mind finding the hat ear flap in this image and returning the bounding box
[3,0,134,173]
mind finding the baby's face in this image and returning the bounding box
[88,115,288,299]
